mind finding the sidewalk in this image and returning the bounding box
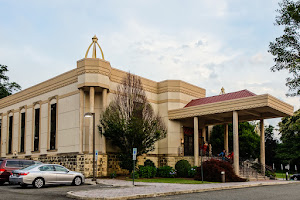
[67,179,299,200]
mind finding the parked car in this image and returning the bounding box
[0,159,42,185]
[290,174,300,181]
[9,164,85,188]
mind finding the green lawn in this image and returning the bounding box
[275,172,295,180]
[127,178,215,184]
[276,172,286,180]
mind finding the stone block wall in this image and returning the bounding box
[107,153,129,175]
[18,153,109,178]
[14,153,210,177]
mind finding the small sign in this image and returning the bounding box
[133,148,137,160]
[95,150,98,161]
[285,164,290,170]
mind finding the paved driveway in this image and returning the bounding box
[0,182,110,200]
[139,184,300,200]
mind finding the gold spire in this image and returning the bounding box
[85,35,105,59]
[220,87,225,95]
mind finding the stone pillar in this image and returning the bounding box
[207,125,212,143]
[202,127,206,143]
[194,117,199,166]
[79,89,84,154]
[102,89,108,153]
[89,87,95,153]
[224,123,229,156]
[233,111,239,176]
[260,119,265,176]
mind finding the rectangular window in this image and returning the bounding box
[50,103,56,150]
[34,108,40,151]
[20,113,25,153]
[8,116,13,154]
[6,160,20,167]
[21,160,34,167]
[183,127,203,156]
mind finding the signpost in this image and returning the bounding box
[95,150,98,177]
[95,150,98,161]
[133,148,137,186]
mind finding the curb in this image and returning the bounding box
[66,181,299,200]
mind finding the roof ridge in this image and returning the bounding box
[185,89,256,108]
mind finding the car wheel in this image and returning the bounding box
[33,178,44,188]
[294,177,298,181]
[20,183,27,188]
[0,181,4,185]
[73,176,82,186]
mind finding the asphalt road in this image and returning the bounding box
[139,183,300,200]
[0,182,111,200]
[1,182,299,200]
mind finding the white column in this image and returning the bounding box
[194,117,199,166]
[207,125,212,143]
[233,111,239,176]
[89,87,95,153]
[79,89,84,154]
[102,89,108,153]
[224,123,229,156]
[202,127,206,142]
[260,119,265,176]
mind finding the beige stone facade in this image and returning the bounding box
[0,36,294,177]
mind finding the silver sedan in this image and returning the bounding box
[9,164,85,188]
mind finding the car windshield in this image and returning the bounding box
[20,164,41,170]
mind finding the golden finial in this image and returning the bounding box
[85,35,105,59]
[220,87,225,95]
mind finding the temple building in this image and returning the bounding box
[0,36,294,177]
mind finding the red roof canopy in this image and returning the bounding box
[185,89,256,108]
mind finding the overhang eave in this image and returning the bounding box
[168,94,294,125]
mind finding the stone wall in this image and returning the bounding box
[14,153,211,177]
[20,153,108,177]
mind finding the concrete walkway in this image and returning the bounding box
[67,179,299,200]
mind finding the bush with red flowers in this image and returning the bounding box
[194,159,246,182]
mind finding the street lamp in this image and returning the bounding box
[84,112,96,181]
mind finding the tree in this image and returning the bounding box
[210,122,260,159]
[265,125,279,166]
[275,109,300,169]
[100,73,167,172]
[269,0,300,96]
[0,64,21,98]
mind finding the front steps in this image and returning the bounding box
[239,166,269,181]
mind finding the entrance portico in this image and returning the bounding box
[169,90,294,176]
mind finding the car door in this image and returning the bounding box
[38,165,56,184]
[54,165,74,183]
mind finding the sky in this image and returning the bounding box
[0,0,299,133]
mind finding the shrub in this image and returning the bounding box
[131,171,139,179]
[157,166,176,178]
[138,165,157,178]
[188,166,197,178]
[265,170,276,178]
[110,171,117,179]
[195,159,246,182]
[175,160,191,177]
[144,159,155,167]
